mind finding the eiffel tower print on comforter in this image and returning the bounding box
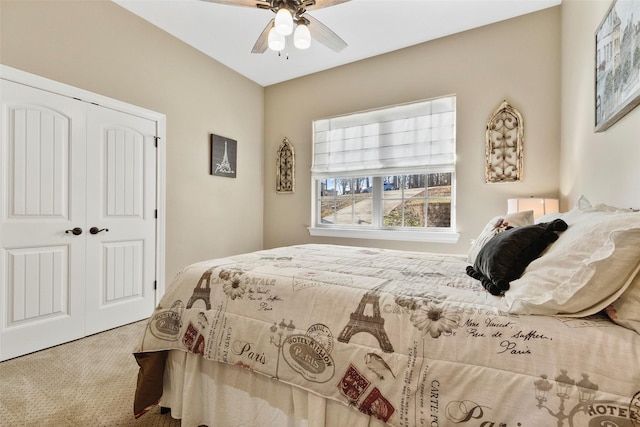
[135,244,640,427]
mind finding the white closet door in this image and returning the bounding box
[0,80,87,360]
[84,104,157,334]
[1,75,160,361]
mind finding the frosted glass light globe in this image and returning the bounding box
[275,8,293,35]
[268,27,285,51]
[294,24,311,49]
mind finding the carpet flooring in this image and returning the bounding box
[0,320,181,426]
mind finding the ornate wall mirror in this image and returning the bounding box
[485,100,524,183]
[276,137,295,193]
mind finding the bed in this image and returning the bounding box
[134,199,640,427]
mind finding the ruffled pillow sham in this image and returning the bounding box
[500,207,640,317]
[605,262,640,334]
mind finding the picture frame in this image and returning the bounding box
[595,0,640,132]
[210,134,237,178]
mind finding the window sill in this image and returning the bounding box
[307,227,460,243]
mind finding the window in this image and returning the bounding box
[309,95,458,243]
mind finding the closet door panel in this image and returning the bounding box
[6,247,67,322]
[0,80,86,361]
[103,241,143,301]
[9,107,68,217]
[85,105,157,334]
[104,126,144,217]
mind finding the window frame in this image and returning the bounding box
[308,96,459,243]
[309,172,459,243]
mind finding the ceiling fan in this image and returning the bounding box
[200,0,350,54]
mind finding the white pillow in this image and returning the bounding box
[576,194,591,210]
[502,208,640,316]
[467,210,534,264]
[534,198,631,225]
[573,194,634,213]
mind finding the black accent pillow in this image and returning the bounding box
[466,219,568,296]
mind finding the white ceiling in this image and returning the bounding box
[113,0,561,87]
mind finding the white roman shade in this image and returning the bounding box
[312,95,456,178]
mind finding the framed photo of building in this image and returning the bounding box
[595,0,640,132]
[210,134,237,178]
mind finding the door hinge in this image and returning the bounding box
[154,209,158,219]
[154,280,157,290]
[154,136,160,147]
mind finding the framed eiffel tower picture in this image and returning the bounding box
[210,133,237,178]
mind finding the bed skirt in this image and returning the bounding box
[160,350,388,427]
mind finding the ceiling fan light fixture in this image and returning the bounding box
[294,24,311,49]
[274,8,294,35]
[268,26,286,51]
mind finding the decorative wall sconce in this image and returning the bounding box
[486,100,524,183]
[276,137,295,193]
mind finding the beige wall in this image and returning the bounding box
[6,1,627,276]
[560,0,640,210]
[263,7,562,254]
[0,0,265,284]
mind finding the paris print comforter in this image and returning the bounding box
[134,244,640,427]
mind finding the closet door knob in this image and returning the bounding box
[89,227,109,235]
[65,227,83,235]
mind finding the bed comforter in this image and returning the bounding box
[134,244,640,427]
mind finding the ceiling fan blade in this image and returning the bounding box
[302,0,351,11]
[251,18,274,53]
[199,0,270,9]
[304,14,347,52]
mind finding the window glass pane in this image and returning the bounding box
[350,177,374,226]
[400,198,426,227]
[319,200,336,224]
[426,173,452,228]
[381,175,401,226]
[319,177,372,226]
[319,178,337,224]
[320,178,337,197]
[383,175,424,227]
[380,173,452,228]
